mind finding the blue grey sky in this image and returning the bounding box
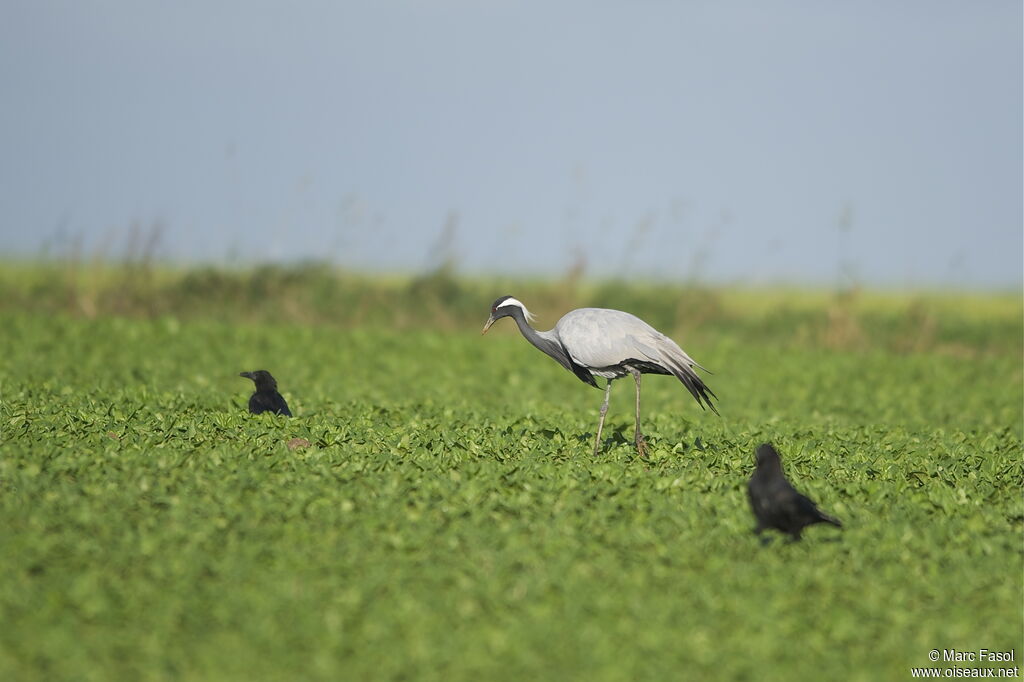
[1,1,1021,288]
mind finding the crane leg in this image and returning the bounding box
[630,368,648,457]
[592,380,612,456]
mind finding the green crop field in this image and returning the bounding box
[1,265,1021,681]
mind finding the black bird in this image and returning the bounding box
[239,370,292,416]
[748,443,842,541]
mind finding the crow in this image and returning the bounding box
[748,443,842,541]
[239,370,292,416]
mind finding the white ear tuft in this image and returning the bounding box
[501,297,536,323]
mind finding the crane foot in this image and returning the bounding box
[634,433,649,458]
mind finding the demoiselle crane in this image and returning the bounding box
[481,295,718,455]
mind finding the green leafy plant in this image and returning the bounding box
[0,269,1020,681]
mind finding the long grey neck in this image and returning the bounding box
[509,308,563,362]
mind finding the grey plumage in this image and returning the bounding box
[482,295,718,455]
[748,443,842,541]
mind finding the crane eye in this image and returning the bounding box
[491,306,497,312]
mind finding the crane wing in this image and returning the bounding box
[555,308,718,413]
[554,308,657,367]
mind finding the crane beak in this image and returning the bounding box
[481,315,495,335]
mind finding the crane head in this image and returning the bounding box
[482,295,535,334]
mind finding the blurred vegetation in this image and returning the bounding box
[0,257,1020,681]
[0,290,1021,681]
[0,259,1019,358]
